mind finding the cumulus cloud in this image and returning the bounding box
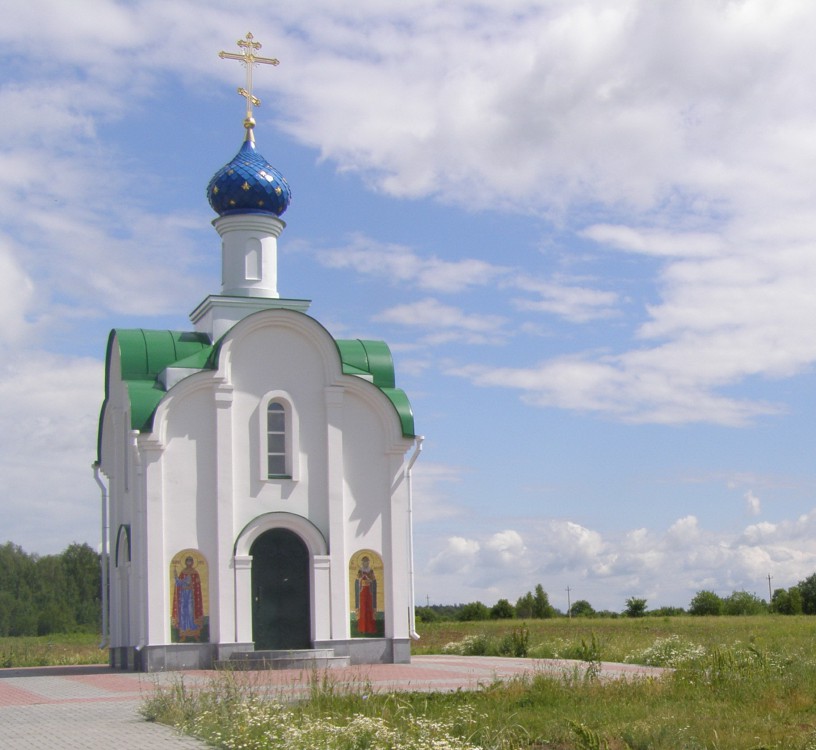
[418,511,816,611]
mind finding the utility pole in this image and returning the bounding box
[767,574,773,603]
[566,586,572,619]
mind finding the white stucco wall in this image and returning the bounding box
[101,308,415,666]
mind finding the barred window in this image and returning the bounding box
[267,402,287,477]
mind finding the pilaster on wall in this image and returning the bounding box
[233,554,253,644]
[213,384,235,643]
[324,386,348,639]
[137,435,166,646]
[385,450,410,639]
[312,555,331,641]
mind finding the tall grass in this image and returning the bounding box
[0,633,104,667]
[143,620,816,749]
[415,615,816,663]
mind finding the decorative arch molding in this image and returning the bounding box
[219,308,344,387]
[149,371,223,450]
[234,512,327,558]
[340,376,413,453]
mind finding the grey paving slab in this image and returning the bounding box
[0,701,210,749]
[0,656,666,749]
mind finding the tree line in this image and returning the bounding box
[417,574,816,622]
[4,540,816,635]
[0,542,101,636]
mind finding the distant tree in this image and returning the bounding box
[0,543,37,636]
[490,598,515,619]
[722,590,767,616]
[647,606,685,617]
[789,586,803,615]
[532,584,555,619]
[515,592,535,619]
[797,573,816,614]
[427,604,464,621]
[0,542,101,636]
[459,601,490,621]
[688,590,723,616]
[569,599,596,618]
[32,554,72,635]
[61,543,101,629]
[771,587,790,614]
[414,606,439,623]
[624,597,647,618]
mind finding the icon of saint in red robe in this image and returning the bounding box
[355,556,378,634]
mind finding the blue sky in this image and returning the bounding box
[2,0,816,612]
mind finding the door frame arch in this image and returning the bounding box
[233,513,330,645]
[235,512,327,558]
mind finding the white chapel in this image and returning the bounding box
[95,35,422,672]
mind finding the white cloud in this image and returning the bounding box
[316,234,508,293]
[666,515,701,547]
[376,299,508,345]
[0,352,103,552]
[483,530,528,570]
[418,510,816,610]
[427,536,480,575]
[272,2,816,217]
[510,274,620,323]
[411,462,469,523]
[268,2,816,425]
[745,490,761,517]
[0,238,35,344]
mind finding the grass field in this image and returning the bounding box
[412,615,816,663]
[0,632,104,668]
[138,615,816,750]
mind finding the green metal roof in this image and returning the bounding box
[98,324,414,462]
[335,339,396,388]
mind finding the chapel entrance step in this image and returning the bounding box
[216,648,351,671]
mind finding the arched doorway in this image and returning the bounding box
[250,528,311,650]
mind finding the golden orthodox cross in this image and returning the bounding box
[218,32,279,132]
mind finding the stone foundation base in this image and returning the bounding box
[109,638,410,671]
[109,642,254,672]
[313,637,410,665]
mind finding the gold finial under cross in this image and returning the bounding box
[218,32,279,139]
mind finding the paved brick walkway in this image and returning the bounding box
[0,657,665,749]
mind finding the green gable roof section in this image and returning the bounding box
[335,339,414,437]
[335,339,396,388]
[98,327,415,463]
[113,329,214,432]
[98,329,215,461]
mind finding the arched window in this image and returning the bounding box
[267,401,288,477]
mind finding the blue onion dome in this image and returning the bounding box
[207,138,292,217]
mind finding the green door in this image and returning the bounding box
[250,529,311,650]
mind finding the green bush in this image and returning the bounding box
[458,601,490,621]
[490,599,515,619]
[688,590,723,616]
